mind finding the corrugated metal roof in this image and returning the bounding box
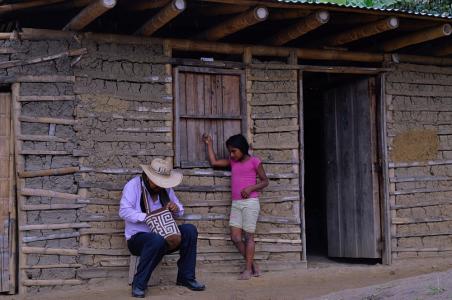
[278,0,452,19]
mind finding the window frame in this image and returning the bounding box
[174,66,247,168]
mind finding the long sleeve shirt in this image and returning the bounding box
[119,176,184,240]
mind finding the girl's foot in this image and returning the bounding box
[252,262,261,277]
[238,270,252,280]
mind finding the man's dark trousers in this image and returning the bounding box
[127,224,198,290]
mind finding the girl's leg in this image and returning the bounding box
[238,231,254,280]
[230,226,245,255]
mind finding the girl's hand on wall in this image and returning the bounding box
[202,133,212,145]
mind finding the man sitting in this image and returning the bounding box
[119,158,206,298]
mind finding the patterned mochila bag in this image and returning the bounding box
[141,179,181,251]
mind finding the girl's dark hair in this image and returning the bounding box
[225,134,249,155]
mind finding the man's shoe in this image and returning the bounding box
[131,285,145,298]
[176,279,206,291]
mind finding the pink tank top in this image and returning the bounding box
[230,156,262,200]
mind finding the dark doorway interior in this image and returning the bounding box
[303,72,382,264]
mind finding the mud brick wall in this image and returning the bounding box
[0,38,81,294]
[385,63,452,259]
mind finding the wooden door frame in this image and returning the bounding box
[173,66,247,168]
[299,69,391,265]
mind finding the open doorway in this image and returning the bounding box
[303,72,382,265]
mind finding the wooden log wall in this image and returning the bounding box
[385,63,452,259]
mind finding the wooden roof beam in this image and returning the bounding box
[63,0,116,31]
[382,23,452,52]
[198,6,268,41]
[0,0,65,13]
[268,9,312,21]
[268,11,329,46]
[325,17,399,46]
[134,0,186,37]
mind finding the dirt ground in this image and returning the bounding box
[5,256,452,300]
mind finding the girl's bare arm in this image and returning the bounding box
[202,134,230,168]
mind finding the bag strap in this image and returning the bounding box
[140,177,151,214]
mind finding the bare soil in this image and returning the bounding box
[4,256,452,300]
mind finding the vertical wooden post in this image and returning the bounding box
[11,83,26,294]
[298,70,307,263]
[163,40,174,161]
[7,92,16,294]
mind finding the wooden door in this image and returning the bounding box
[175,67,246,168]
[0,93,14,292]
[323,78,381,258]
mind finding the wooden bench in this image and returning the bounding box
[128,255,162,286]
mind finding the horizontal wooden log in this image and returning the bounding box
[254,125,299,133]
[78,213,121,222]
[392,216,452,224]
[395,230,452,238]
[0,48,87,69]
[17,134,69,142]
[197,234,301,244]
[91,134,171,143]
[0,75,76,83]
[391,198,452,210]
[111,112,171,121]
[20,150,69,155]
[389,159,452,168]
[116,126,171,133]
[251,113,298,119]
[20,188,80,200]
[22,247,78,256]
[393,247,452,252]
[63,0,116,31]
[19,115,76,125]
[79,228,123,235]
[392,187,452,195]
[22,203,86,211]
[19,223,90,231]
[390,175,452,183]
[23,232,80,243]
[21,263,82,269]
[18,95,75,102]
[175,184,299,192]
[23,279,82,286]
[19,167,79,178]
[301,65,390,74]
[77,266,128,279]
[78,248,129,255]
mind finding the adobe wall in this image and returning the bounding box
[385,63,452,259]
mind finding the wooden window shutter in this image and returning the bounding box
[175,67,246,168]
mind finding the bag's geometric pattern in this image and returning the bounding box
[145,209,180,238]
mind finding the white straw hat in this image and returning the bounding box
[140,158,183,188]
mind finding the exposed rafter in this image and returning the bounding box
[382,24,452,52]
[134,0,186,36]
[0,0,65,13]
[268,9,312,20]
[63,0,116,31]
[325,17,399,46]
[196,4,250,16]
[268,11,329,46]
[197,6,268,41]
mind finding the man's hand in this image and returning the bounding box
[167,201,179,213]
[241,187,254,199]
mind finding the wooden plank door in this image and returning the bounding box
[323,77,381,258]
[175,67,245,168]
[0,93,14,292]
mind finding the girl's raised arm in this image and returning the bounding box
[202,133,230,168]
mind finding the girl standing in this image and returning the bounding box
[202,133,269,280]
